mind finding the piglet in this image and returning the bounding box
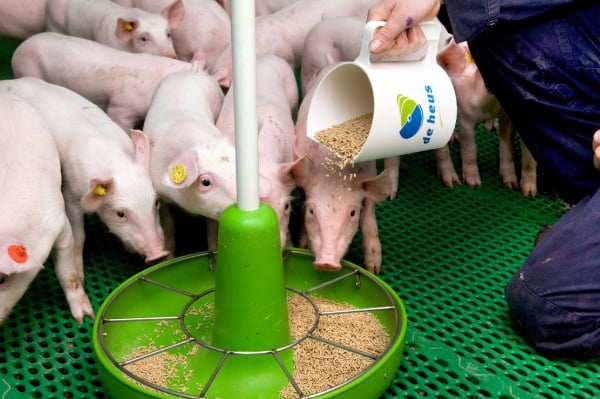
[212,0,379,87]
[300,16,363,95]
[45,0,184,58]
[216,54,300,249]
[292,64,392,274]
[0,77,170,283]
[11,32,202,131]
[0,0,47,39]
[141,69,236,251]
[436,38,537,195]
[112,0,230,71]
[0,92,94,324]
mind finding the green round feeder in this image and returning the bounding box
[92,216,407,398]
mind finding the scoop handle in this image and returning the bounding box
[357,20,442,66]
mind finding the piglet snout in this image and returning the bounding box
[313,258,342,273]
[145,250,170,264]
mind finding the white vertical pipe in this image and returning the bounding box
[231,0,259,211]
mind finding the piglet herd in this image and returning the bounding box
[0,0,537,325]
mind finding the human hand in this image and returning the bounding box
[367,0,442,57]
[593,129,600,170]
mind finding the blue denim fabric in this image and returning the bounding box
[505,189,600,358]
[468,2,600,205]
[446,0,581,42]
[454,2,600,357]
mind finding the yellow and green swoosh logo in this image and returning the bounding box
[397,94,423,139]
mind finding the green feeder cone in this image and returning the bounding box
[209,202,294,398]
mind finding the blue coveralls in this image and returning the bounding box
[444,1,600,357]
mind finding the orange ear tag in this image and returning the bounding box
[170,163,187,184]
[8,245,28,263]
[94,184,106,196]
[123,22,134,32]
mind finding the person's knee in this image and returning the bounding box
[505,271,600,359]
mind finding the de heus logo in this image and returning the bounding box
[397,85,438,144]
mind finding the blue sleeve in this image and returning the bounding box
[446,0,585,42]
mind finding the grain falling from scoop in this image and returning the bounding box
[314,113,373,169]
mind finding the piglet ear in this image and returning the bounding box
[163,0,185,29]
[278,158,303,188]
[288,155,314,188]
[116,18,138,42]
[436,38,468,76]
[358,169,392,203]
[0,242,40,275]
[130,129,151,170]
[81,178,113,212]
[163,150,199,189]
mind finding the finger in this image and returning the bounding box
[593,129,600,151]
[368,3,407,53]
[593,129,600,169]
[405,25,427,52]
[379,26,427,58]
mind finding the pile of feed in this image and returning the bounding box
[121,294,389,398]
[281,294,390,398]
[314,113,373,169]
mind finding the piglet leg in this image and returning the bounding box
[383,156,400,200]
[497,111,519,189]
[435,144,460,187]
[53,219,94,323]
[361,198,382,274]
[520,141,538,197]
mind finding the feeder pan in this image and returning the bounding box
[93,205,407,399]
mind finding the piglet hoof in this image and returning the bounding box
[70,296,95,324]
[437,166,461,188]
[520,182,538,197]
[500,171,519,189]
[366,263,381,275]
[462,169,482,187]
[520,173,538,197]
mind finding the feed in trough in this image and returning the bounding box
[121,293,389,397]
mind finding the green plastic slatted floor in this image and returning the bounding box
[2,37,600,399]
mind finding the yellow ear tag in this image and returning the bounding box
[123,22,134,32]
[171,163,187,184]
[94,184,106,196]
[465,50,473,65]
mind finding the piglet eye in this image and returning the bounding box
[140,34,148,42]
[116,210,128,222]
[350,210,356,217]
[201,178,212,187]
